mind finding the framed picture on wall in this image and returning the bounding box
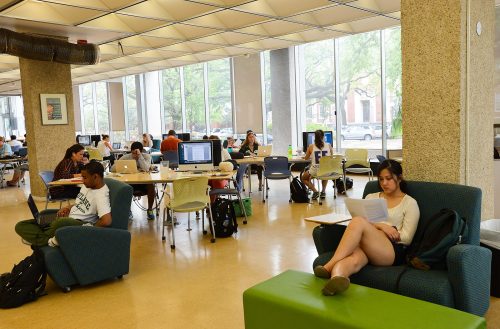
[40,94,68,125]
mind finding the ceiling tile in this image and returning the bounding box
[288,5,375,27]
[252,20,311,37]
[349,0,401,14]
[118,0,219,21]
[279,28,347,43]
[185,10,269,30]
[2,1,105,26]
[187,0,252,7]
[144,24,220,40]
[80,13,166,33]
[328,14,399,33]
[235,0,333,18]
[43,0,143,11]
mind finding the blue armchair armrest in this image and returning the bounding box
[447,244,491,316]
[55,226,131,286]
[312,224,346,255]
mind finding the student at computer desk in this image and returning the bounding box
[110,142,156,220]
[51,144,86,199]
[97,134,114,166]
[239,132,263,191]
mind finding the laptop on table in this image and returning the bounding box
[257,145,272,157]
[114,160,139,174]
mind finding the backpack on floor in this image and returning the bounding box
[210,198,238,238]
[406,208,468,270]
[334,177,353,194]
[290,176,309,203]
[0,250,47,308]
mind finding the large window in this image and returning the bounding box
[207,58,232,139]
[262,51,272,144]
[302,39,336,137]
[384,27,402,150]
[95,82,109,134]
[162,68,183,132]
[184,63,206,139]
[338,31,382,151]
[125,75,139,141]
[81,83,96,134]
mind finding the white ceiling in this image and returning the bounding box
[0,0,402,95]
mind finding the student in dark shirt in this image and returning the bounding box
[50,144,86,199]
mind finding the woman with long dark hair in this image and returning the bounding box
[313,159,420,295]
[239,132,263,190]
[50,144,86,199]
[301,130,333,200]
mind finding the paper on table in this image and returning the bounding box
[304,213,350,225]
[344,198,388,222]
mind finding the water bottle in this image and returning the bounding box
[288,145,293,159]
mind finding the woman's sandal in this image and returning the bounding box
[313,265,330,279]
[322,276,350,296]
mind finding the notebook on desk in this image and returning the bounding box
[257,145,272,157]
[114,160,138,174]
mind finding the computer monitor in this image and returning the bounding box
[112,142,121,149]
[177,141,214,171]
[78,135,91,147]
[162,133,168,140]
[211,139,222,167]
[90,135,101,147]
[177,133,191,141]
[302,131,333,152]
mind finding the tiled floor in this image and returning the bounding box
[0,172,498,328]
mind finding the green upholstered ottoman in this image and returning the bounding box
[243,270,486,329]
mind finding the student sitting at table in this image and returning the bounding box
[111,142,156,220]
[51,144,86,200]
[160,130,182,152]
[142,133,153,148]
[15,161,112,247]
[0,136,13,157]
[239,132,263,190]
[301,129,333,200]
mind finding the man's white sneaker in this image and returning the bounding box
[48,237,59,247]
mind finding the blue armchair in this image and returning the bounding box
[312,181,491,316]
[40,178,133,292]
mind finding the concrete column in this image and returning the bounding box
[270,48,296,155]
[20,58,76,198]
[402,0,494,217]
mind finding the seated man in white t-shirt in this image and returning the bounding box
[15,161,112,247]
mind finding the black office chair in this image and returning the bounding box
[209,163,249,224]
[262,156,292,203]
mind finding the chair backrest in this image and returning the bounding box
[39,171,54,189]
[18,147,27,157]
[11,145,21,153]
[104,178,133,230]
[170,177,209,208]
[152,139,161,150]
[87,148,103,161]
[363,180,482,246]
[345,148,369,168]
[162,150,179,168]
[263,156,291,176]
[317,155,343,177]
[235,163,249,192]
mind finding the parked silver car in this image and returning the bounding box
[341,125,375,141]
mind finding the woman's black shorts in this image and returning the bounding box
[392,242,408,266]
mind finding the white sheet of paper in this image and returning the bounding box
[344,198,388,222]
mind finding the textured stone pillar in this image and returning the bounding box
[270,48,296,155]
[402,0,494,217]
[20,58,76,198]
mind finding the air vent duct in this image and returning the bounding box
[0,28,99,65]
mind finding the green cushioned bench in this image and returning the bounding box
[243,270,486,329]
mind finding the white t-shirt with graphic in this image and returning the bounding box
[69,185,111,224]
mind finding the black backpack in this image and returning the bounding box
[290,176,309,203]
[210,198,238,238]
[334,177,353,194]
[0,250,47,308]
[406,208,468,270]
